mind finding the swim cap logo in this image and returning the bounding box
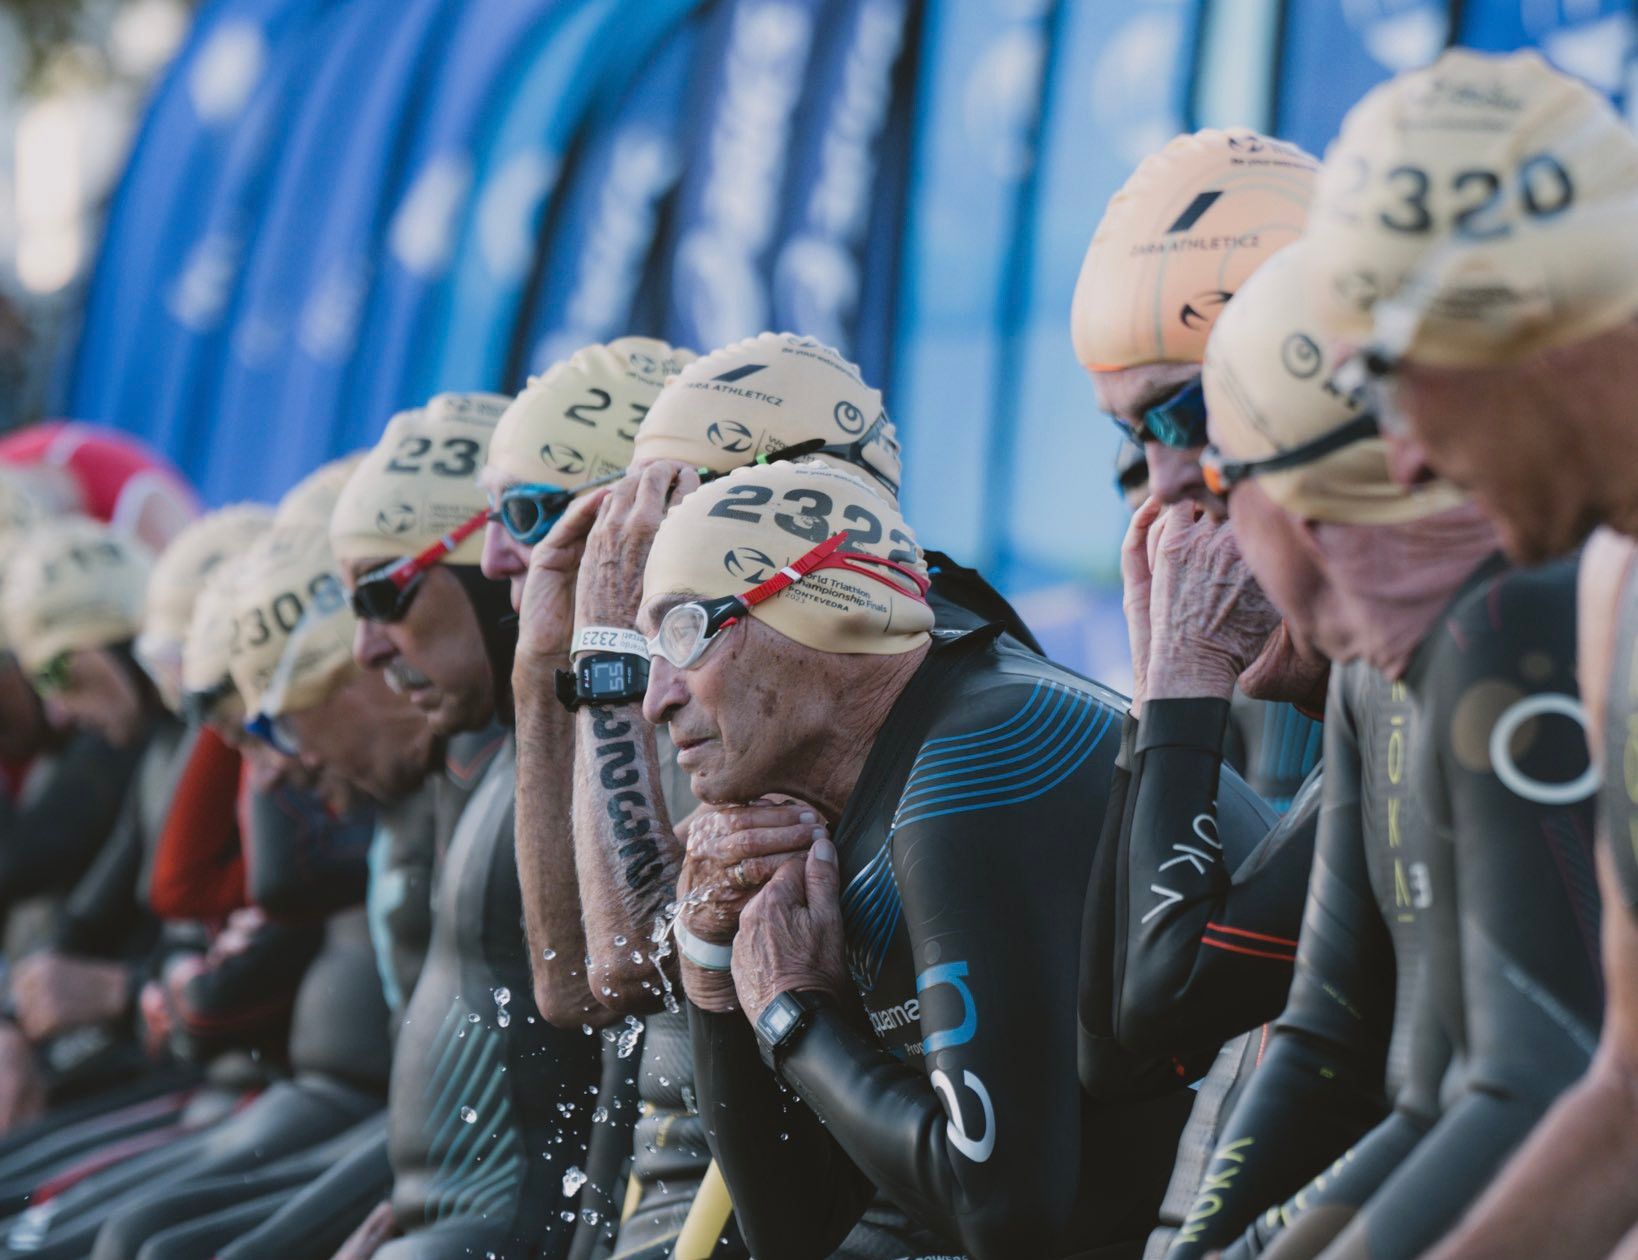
[713,363,767,384]
[1179,290,1233,330]
[1281,333,1323,379]
[723,547,775,583]
[833,400,865,434]
[1226,133,1263,154]
[707,421,754,453]
[376,503,417,536]
[539,444,586,476]
[1166,190,1224,234]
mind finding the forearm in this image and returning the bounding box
[572,703,682,1012]
[514,658,601,1026]
[1421,1051,1638,1260]
[689,1000,870,1259]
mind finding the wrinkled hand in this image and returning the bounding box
[732,838,850,1025]
[330,1201,401,1260]
[1121,495,1165,709]
[1145,503,1281,702]
[575,462,701,634]
[0,1023,43,1134]
[515,486,613,669]
[12,952,130,1042]
[676,800,827,1012]
[210,908,266,961]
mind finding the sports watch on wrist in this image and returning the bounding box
[754,989,829,1072]
[554,652,649,711]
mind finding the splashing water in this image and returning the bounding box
[493,987,511,1028]
[542,947,557,961]
[561,1166,587,1197]
[616,1014,644,1060]
[580,1208,601,1226]
[460,1106,477,1124]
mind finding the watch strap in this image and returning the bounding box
[572,626,649,658]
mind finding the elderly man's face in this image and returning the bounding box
[341,560,494,737]
[638,599,821,804]
[282,667,438,805]
[1095,362,1226,513]
[45,648,145,747]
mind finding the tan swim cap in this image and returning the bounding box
[643,461,932,656]
[0,470,48,653]
[633,333,903,501]
[182,567,246,725]
[229,524,356,717]
[330,392,508,566]
[1073,129,1318,372]
[3,518,153,673]
[273,453,368,529]
[1205,241,1467,525]
[487,337,694,487]
[1308,48,1638,367]
[144,504,273,648]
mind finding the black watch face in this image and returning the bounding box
[585,657,630,694]
[760,996,799,1042]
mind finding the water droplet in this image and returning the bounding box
[658,1075,670,1087]
[779,1132,789,1142]
[559,1210,575,1223]
[460,1107,477,1124]
[616,1014,644,1059]
[592,1107,609,1123]
[542,947,558,961]
[581,1023,594,1036]
[467,1012,481,1023]
[629,950,645,965]
[561,1166,587,1197]
[580,1208,600,1226]
[613,935,627,947]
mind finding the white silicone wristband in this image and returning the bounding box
[674,920,734,972]
[572,626,650,658]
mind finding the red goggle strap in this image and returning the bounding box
[738,530,931,610]
[740,532,849,608]
[379,506,491,592]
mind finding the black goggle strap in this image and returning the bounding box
[696,438,828,485]
[1213,412,1382,486]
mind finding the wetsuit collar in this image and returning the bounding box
[1403,551,1513,692]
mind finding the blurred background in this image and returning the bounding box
[0,0,1631,681]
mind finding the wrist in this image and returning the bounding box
[681,960,740,1013]
[1146,648,1240,701]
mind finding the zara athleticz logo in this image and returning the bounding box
[722,547,776,583]
[706,420,754,453]
[538,443,586,476]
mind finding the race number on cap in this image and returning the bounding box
[644,461,932,657]
[274,453,367,529]
[633,332,903,503]
[229,524,356,718]
[330,392,507,566]
[3,517,153,673]
[145,503,273,649]
[1204,241,1467,525]
[488,337,694,488]
[1308,48,1638,367]
[1073,129,1318,372]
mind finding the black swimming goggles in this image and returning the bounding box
[350,507,490,624]
[1201,413,1381,498]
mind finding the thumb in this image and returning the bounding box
[805,835,841,910]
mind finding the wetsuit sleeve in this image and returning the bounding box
[689,999,880,1259]
[0,732,142,912]
[172,916,322,1058]
[242,779,373,920]
[1167,688,1395,1259]
[777,718,1122,1258]
[1108,697,1313,1060]
[55,780,153,960]
[147,728,244,922]
[1318,568,1603,1259]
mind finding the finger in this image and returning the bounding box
[694,823,826,863]
[697,802,823,834]
[723,851,806,889]
[631,460,680,521]
[1121,495,1162,569]
[804,835,841,909]
[668,465,702,509]
[536,488,610,556]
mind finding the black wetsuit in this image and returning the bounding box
[1604,561,1638,912]
[691,626,1203,1260]
[1178,558,1603,1260]
[1075,697,1322,1256]
[383,733,601,1260]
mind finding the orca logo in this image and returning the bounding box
[1178,290,1233,330]
[713,364,767,384]
[539,444,586,476]
[833,400,865,435]
[723,547,775,583]
[1281,333,1323,379]
[707,421,754,453]
[1226,133,1264,154]
[376,503,417,536]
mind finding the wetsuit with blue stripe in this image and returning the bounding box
[692,626,1206,1260]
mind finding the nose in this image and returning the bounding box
[1382,430,1436,489]
[1145,442,1209,506]
[642,656,689,727]
[480,518,524,584]
[353,617,397,671]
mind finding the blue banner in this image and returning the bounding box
[889,0,1057,562]
[659,0,830,354]
[1273,0,1450,155]
[1457,0,1634,104]
[516,14,704,379]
